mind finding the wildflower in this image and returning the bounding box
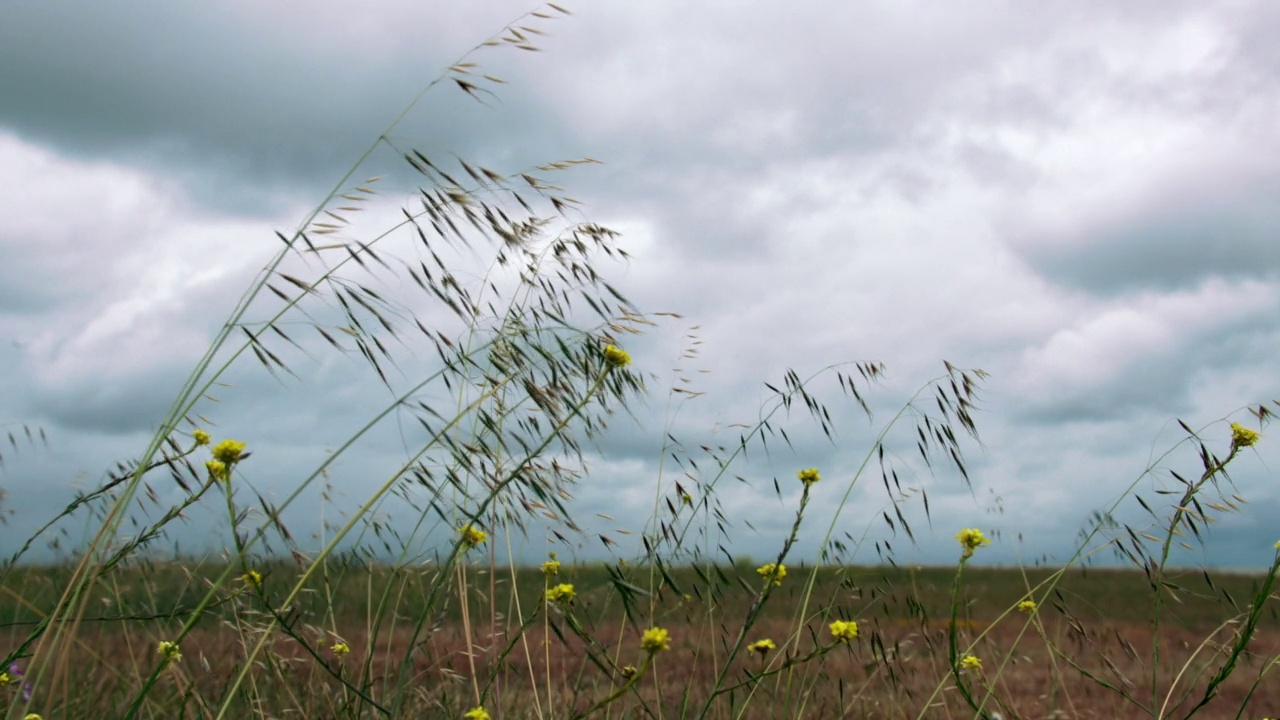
[960,654,982,673]
[1017,600,1038,614]
[7,662,30,702]
[620,664,638,679]
[1275,539,1280,551]
[205,460,229,483]
[0,672,8,685]
[241,570,263,587]
[603,344,631,368]
[331,642,350,657]
[192,429,211,446]
[211,438,247,464]
[797,467,821,486]
[640,627,670,654]
[756,562,786,587]
[546,583,576,605]
[24,715,42,720]
[829,619,859,642]
[748,638,776,656]
[157,640,182,662]
[956,528,991,559]
[463,707,491,720]
[680,491,692,506]
[541,554,561,577]
[1231,422,1260,449]
[459,524,488,549]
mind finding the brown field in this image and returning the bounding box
[7,562,1278,718]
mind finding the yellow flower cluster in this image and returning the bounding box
[829,619,859,642]
[212,439,247,464]
[955,527,990,559]
[640,627,670,654]
[541,553,560,577]
[204,438,248,483]
[331,642,350,657]
[463,707,491,720]
[459,524,488,549]
[1018,600,1037,614]
[756,562,787,587]
[1231,422,1260,448]
[603,344,631,368]
[206,460,228,482]
[157,640,182,662]
[960,654,982,672]
[797,467,821,485]
[241,570,263,587]
[546,583,576,605]
[192,429,211,446]
[748,638,776,656]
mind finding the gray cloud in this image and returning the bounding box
[1023,175,1280,295]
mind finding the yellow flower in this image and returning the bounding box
[205,459,229,482]
[0,672,9,685]
[756,562,786,587]
[1274,539,1280,551]
[797,468,821,485]
[459,524,488,549]
[241,570,263,587]
[748,638,776,656]
[960,654,982,672]
[541,555,561,577]
[829,619,859,642]
[603,344,631,368]
[1231,422,1260,448]
[955,528,991,559]
[463,707,491,720]
[640,627,670,653]
[157,640,182,662]
[211,438,247,464]
[1017,600,1037,614]
[680,491,692,506]
[620,664,638,679]
[546,583,576,605]
[192,429,211,446]
[24,715,42,720]
[331,642,350,657]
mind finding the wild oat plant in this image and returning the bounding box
[3,6,1278,719]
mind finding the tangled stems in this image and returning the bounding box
[946,529,996,719]
[570,652,657,720]
[1150,430,1258,716]
[711,633,859,698]
[384,351,630,718]
[696,473,817,718]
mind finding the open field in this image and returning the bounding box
[4,561,1277,718]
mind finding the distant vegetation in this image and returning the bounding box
[2,4,1277,719]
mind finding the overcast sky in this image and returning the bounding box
[2,1,1278,570]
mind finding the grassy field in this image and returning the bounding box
[4,560,1278,718]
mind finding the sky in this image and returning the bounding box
[2,1,1279,570]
